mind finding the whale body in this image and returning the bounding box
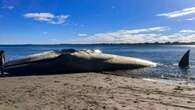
[4,49,157,75]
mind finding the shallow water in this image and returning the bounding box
[0,44,195,81]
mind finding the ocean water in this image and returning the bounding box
[0,44,195,81]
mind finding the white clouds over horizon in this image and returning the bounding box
[179,29,195,33]
[48,27,194,44]
[24,12,69,24]
[157,7,195,18]
[115,27,169,34]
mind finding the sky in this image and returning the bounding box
[0,0,195,44]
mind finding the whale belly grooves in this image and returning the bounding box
[73,52,156,66]
[73,51,156,66]
[4,49,157,75]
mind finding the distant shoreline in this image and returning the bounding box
[1,42,195,46]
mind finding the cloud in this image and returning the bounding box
[117,27,169,34]
[24,13,69,24]
[2,5,14,10]
[157,7,195,18]
[179,29,195,33]
[51,27,195,44]
[77,33,88,37]
[24,13,54,21]
[185,17,195,21]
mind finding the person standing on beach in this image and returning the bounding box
[0,50,5,76]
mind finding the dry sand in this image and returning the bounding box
[0,73,195,110]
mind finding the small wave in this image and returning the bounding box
[142,78,189,85]
[156,63,164,66]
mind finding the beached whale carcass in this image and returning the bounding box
[4,49,157,75]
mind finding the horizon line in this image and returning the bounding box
[0,42,195,46]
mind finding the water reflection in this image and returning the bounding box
[179,67,190,75]
[111,64,195,83]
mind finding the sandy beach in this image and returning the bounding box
[0,73,195,110]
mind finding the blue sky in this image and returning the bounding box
[0,0,195,44]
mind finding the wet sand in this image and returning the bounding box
[0,73,195,110]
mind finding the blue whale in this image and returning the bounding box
[3,49,157,75]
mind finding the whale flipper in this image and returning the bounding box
[179,50,190,68]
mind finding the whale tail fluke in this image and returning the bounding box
[179,49,190,68]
